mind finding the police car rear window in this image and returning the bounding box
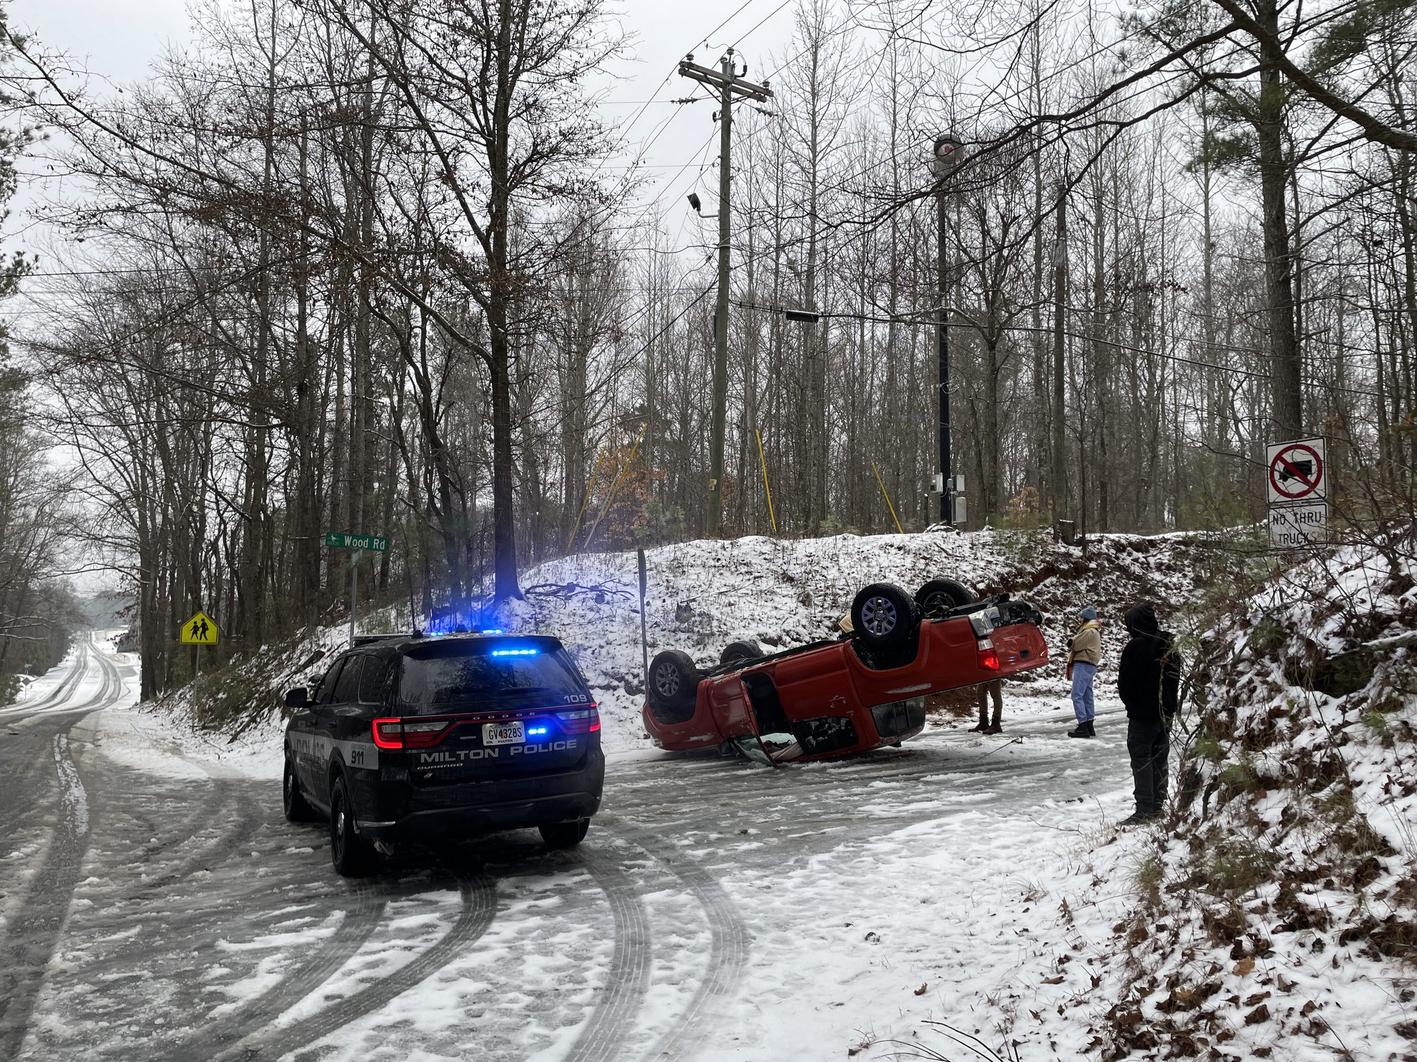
[396,641,585,713]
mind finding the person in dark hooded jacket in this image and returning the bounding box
[1116,601,1181,825]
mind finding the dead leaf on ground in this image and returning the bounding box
[914,983,927,996]
[1245,1004,1272,1025]
[1233,957,1255,976]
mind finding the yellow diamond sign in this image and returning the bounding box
[180,611,220,645]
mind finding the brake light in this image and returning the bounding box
[977,639,1000,671]
[371,717,452,749]
[559,707,601,734]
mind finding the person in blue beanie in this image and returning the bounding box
[1066,605,1102,738]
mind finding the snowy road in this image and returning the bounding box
[0,636,1138,1061]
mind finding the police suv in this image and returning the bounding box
[282,632,604,876]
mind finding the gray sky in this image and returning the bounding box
[5,0,801,274]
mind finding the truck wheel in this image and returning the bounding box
[539,818,590,849]
[283,758,317,823]
[647,650,701,718]
[329,774,378,877]
[719,639,763,668]
[850,583,919,648]
[916,578,974,614]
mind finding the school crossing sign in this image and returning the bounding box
[179,611,220,645]
[1265,437,1328,549]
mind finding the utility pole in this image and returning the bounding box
[931,135,964,524]
[1051,178,1069,526]
[679,48,772,537]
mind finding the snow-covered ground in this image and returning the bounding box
[20,528,1406,1061]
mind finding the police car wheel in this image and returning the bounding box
[329,774,377,877]
[283,758,316,823]
[539,818,590,849]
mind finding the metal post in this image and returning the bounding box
[350,548,361,646]
[1052,179,1068,524]
[931,134,963,526]
[637,549,649,692]
[707,48,734,538]
[936,188,950,524]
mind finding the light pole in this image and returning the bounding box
[932,134,964,525]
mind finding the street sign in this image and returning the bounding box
[1269,502,1327,548]
[180,611,219,645]
[1266,438,1326,505]
[324,531,389,552]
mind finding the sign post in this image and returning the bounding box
[325,532,390,643]
[637,549,649,692]
[1265,438,1328,549]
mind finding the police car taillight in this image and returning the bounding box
[558,707,600,735]
[372,717,451,750]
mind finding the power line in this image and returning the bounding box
[729,297,1385,400]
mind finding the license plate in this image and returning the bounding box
[483,721,525,746]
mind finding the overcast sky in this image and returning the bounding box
[5,0,801,279]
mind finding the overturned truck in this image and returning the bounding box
[642,579,1050,765]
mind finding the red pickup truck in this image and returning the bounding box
[642,579,1049,764]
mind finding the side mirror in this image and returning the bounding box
[284,687,309,709]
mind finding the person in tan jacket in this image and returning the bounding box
[1066,605,1102,738]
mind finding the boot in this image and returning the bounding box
[1086,720,1096,737]
[968,713,988,733]
[1067,722,1088,738]
[982,708,1003,735]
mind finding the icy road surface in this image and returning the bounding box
[0,635,1138,1061]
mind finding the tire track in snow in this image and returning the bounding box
[160,883,389,1062]
[0,639,121,1060]
[0,648,93,855]
[116,781,264,901]
[215,875,497,1062]
[563,851,653,1062]
[597,817,750,1062]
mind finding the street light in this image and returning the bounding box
[931,135,965,526]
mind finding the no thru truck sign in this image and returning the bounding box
[1265,436,1330,549]
[1269,503,1327,549]
[1266,438,1326,505]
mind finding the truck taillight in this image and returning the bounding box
[977,639,1000,671]
[372,718,451,749]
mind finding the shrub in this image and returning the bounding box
[1203,837,1278,896]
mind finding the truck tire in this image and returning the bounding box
[647,649,701,720]
[850,583,919,648]
[916,578,974,614]
[719,639,763,668]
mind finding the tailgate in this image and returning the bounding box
[989,623,1048,674]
